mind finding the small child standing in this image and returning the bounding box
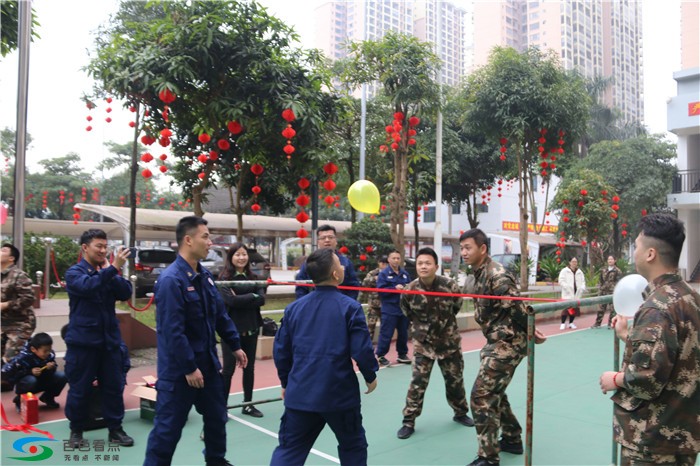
[1,332,67,412]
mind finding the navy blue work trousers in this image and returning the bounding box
[16,371,67,398]
[65,345,125,431]
[143,362,228,466]
[270,406,368,466]
[375,313,409,358]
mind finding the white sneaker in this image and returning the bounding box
[560,323,566,330]
[569,323,577,329]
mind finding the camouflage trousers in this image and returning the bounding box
[470,353,525,462]
[402,349,468,427]
[595,302,616,327]
[366,306,381,341]
[620,446,698,466]
[1,314,37,361]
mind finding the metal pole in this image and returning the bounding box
[434,0,443,269]
[525,311,535,466]
[311,177,318,251]
[612,326,620,466]
[358,84,367,222]
[12,0,33,269]
[43,239,51,299]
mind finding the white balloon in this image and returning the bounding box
[612,274,649,317]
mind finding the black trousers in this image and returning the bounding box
[221,331,258,401]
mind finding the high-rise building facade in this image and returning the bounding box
[472,0,644,125]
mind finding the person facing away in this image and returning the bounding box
[358,255,388,342]
[593,255,623,328]
[395,247,474,440]
[271,247,378,466]
[64,229,134,448]
[217,242,266,418]
[144,216,247,466]
[375,250,412,366]
[460,228,546,466]
[599,213,700,466]
[557,257,586,330]
[1,332,67,413]
[294,224,360,300]
[1,243,36,364]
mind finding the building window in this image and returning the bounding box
[423,206,436,223]
[477,203,489,213]
[452,203,461,214]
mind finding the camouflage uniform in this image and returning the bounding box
[1,264,36,361]
[358,268,382,341]
[595,265,622,327]
[612,273,700,465]
[470,257,529,463]
[399,275,468,427]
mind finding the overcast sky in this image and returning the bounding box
[0,0,682,180]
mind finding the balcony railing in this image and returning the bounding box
[671,169,700,193]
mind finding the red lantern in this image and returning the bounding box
[296,194,310,207]
[408,138,416,145]
[391,142,399,150]
[324,195,334,206]
[198,172,206,180]
[359,254,367,261]
[611,204,619,211]
[209,151,219,161]
[581,240,587,246]
[141,135,156,145]
[198,133,211,144]
[158,88,176,104]
[323,179,336,191]
[129,121,136,128]
[580,189,588,196]
[159,154,167,161]
[158,137,170,147]
[160,128,172,138]
[198,154,209,164]
[323,162,338,176]
[141,153,154,163]
[159,165,168,173]
[612,195,620,203]
[218,139,231,151]
[297,228,308,239]
[298,177,310,190]
[227,120,243,135]
[365,245,373,253]
[251,203,261,213]
[408,116,420,126]
[641,208,647,216]
[339,246,349,254]
[393,112,404,122]
[621,230,628,237]
[611,213,618,219]
[283,144,295,155]
[251,164,264,176]
[282,108,296,122]
[296,211,309,223]
[281,127,296,139]
[252,186,262,195]
[142,168,153,179]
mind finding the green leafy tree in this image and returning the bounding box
[26,154,94,220]
[342,217,395,280]
[0,1,40,58]
[342,31,441,252]
[15,234,80,284]
[464,47,590,289]
[88,0,340,240]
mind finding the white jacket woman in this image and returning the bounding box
[558,257,586,329]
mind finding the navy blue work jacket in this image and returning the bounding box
[64,259,132,349]
[377,266,411,316]
[274,286,378,412]
[295,251,360,300]
[154,255,241,381]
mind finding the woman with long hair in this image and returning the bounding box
[218,242,266,417]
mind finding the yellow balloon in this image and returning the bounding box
[348,180,380,214]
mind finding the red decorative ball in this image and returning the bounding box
[323,179,336,191]
[580,189,588,196]
[323,162,338,175]
[298,177,310,190]
[359,254,367,261]
[197,154,208,164]
[159,154,167,161]
[86,126,93,132]
[297,228,308,239]
[408,116,420,126]
[324,195,334,206]
[296,194,310,207]
[159,165,168,173]
[281,127,296,139]
[296,211,309,223]
[158,88,176,104]
[142,168,153,178]
[198,133,211,144]
[198,172,206,180]
[393,112,405,122]
[227,120,243,135]
[129,121,136,128]
[252,186,262,195]
[218,139,231,151]
[105,117,112,123]
[283,144,295,155]
[251,203,261,213]
[209,151,219,161]
[339,246,349,254]
[251,163,264,176]
[282,108,296,122]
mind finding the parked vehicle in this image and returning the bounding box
[133,247,178,297]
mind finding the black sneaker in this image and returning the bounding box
[499,437,524,455]
[453,414,475,427]
[396,425,414,439]
[242,405,263,418]
[205,458,234,466]
[396,354,411,364]
[108,427,134,447]
[68,430,86,448]
[39,393,60,409]
[378,356,391,367]
[467,456,499,466]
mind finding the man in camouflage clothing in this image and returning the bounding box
[358,256,387,342]
[599,213,699,466]
[1,244,36,363]
[460,230,546,466]
[395,247,474,440]
[593,255,623,328]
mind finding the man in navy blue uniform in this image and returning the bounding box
[271,247,378,466]
[375,250,412,366]
[144,217,248,466]
[64,229,134,448]
[295,224,360,300]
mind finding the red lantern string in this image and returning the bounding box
[499,137,507,161]
[296,177,311,237]
[249,164,264,214]
[85,99,95,132]
[281,109,296,161]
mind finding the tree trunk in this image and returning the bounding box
[346,155,356,224]
[128,104,140,277]
[193,184,204,217]
[517,148,530,291]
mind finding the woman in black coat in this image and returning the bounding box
[218,243,266,417]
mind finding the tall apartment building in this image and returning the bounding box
[472,0,644,125]
[314,0,466,88]
[666,0,699,285]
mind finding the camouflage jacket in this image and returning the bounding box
[358,268,381,311]
[471,257,528,358]
[400,275,462,359]
[612,273,700,454]
[1,265,35,326]
[598,266,622,294]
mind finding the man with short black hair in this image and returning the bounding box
[295,224,360,300]
[1,243,36,363]
[144,216,247,466]
[271,247,378,465]
[599,213,700,465]
[64,229,133,448]
[358,255,388,341]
